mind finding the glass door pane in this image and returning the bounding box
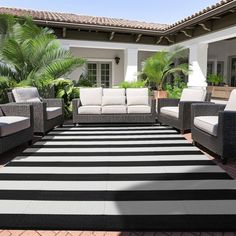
[101,63,111,88]
[230,57,236,87]
[87,63,97,86]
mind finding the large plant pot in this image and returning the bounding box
[154,90,168,99]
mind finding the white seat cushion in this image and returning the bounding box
[128,105,151,114]
[0,116,30,137]
[12,87,40,102]
[80,88,102,106]
[102,105,127,114]
[160,106,179,119]
[225,89,236,111]
[103,88,125,96]
[102,96,126,106]
[194,116,218,136]
[46,107,62,120]
[78,106,101,114]
[180,88,206,102]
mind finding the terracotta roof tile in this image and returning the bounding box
[0,0,235,32]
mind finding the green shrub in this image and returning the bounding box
[119,80,147,89]
[166,77,187,99]
[207,74,224,86]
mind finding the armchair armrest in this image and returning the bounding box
[150,98,156,114]
[191,103,225,118]
[72,99,81,116]
[157,98,179,113]
[218,111,236,158]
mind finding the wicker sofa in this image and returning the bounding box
[72,88,156,124]
[8,87,64,134]
[191,89,236,164]
[157,88,210,133]
[0,104,33,154]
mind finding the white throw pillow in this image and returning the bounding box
[180,88,206,102]
[12,87,40,102]
[103,88,125,97]
[102,96,126,106]
[80,88,102,106]
[127,96,149,106]
[225,89,236,111]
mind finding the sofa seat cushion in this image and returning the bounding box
[80,88,102,106]
[127,96,149,106]
[160,106,179,119]
[102,96,126,106]
[0,116,30,137]
[46,107,62,120]
[102,105,127,114]
[128,105,151,114]
[12,87,40,102]
[194,116,218,136]
[78,106,101,114]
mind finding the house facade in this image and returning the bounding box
[1,0,236,88]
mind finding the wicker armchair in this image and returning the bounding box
[191,90,236,164]
[157,88,211,134]
[8,87,64,134]
[0,104,33,154]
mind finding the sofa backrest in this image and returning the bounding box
[180,88,206,102]
[102,88,126,106]
[103,88,125,97]
[80,87,103,106]
[12,87,41,102]
[126,88,149,106]
[225,89,236,111]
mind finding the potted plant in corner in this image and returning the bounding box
[142,46,189,99]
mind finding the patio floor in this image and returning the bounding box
[0,124,236,235]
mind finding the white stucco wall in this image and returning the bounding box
[70,47,124,86]
[208,38,236,83]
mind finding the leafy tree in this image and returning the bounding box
[142,46,189,90]
[0,14,85,103]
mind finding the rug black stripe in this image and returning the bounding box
[0,173,231,181]
[7,160,216,167]
[20,150,203,156]
[31,143,192,148]
[53,127,174,132]
[46,132,178,136]
[0,189,235,201]
[0,214,236,230]
[42,137,186,141]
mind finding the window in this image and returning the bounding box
[87,62,112,88]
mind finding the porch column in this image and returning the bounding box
[124,48,138,82]
[188,43,208,88]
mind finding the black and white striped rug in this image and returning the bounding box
[0,124,236,231]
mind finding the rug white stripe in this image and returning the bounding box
[13,154,208,162]
[1,200,236,215]
[43,134,182,140]
[49,130,178,135]
[1,165,224,174]
[0,180,236,191]
[23,146,199,153]
[35,140,187,145]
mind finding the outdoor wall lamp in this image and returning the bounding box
[115,56,120,65]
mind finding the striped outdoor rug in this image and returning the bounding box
[0,124,236,231]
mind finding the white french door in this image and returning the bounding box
[87,62,112,88]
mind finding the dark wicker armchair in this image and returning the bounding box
[191,99,236,164]
[0,104,33,154]
[157,88,211,134]
[8,87,64,134]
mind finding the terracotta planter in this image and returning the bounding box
[154,90,168,99]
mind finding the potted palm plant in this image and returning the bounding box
[142,46,189,99]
